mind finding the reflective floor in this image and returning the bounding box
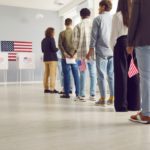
[0,85,150,150]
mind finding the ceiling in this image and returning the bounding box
[0,0,74,11]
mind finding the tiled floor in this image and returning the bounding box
[0,84,150,150]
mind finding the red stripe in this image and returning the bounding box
[8,59,16,61]
[14,45,32,47]
[14,50,32,52]
[14,47,32,49]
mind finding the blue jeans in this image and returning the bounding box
[136,46,150,116]
[62,59,79,96]
[57,58,64,88]
[96,55,114,98]
[79,61,96,96]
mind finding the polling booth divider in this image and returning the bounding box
[0,53,8,85]
[17,53,35,84]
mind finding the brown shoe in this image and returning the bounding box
[95,98,105,105]
[130,112,150,124]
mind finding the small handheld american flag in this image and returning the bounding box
[128,55,139,78]
[79,60,86,72]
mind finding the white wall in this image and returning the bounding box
[0,5,62,83]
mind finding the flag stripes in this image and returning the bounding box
[0,41,32,61]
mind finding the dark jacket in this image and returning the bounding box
[128,0,150,47]
[41,37,58,61]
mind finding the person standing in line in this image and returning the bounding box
[41,27,59,93]
[73,8,97,101]
[87,0,114,105]
[127,0,150,124]
[110,0,140,112]
[58,18,80,100]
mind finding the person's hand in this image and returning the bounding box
[127,46,134,54]
[72,54,77,59]
[86,53,90,60]
[64,52,71,58]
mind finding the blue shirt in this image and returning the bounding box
[90,12,113,58]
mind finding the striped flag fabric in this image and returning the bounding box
[78,60,86,72]
[128,57,139,78]
[1,41,32,61]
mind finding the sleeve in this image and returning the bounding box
[73,25,80,50]
[58,32,66,55]
[41,39,45,53]
[128,0,140,46]
[110,14,119,51]
[90,18,99,48]
[50,38,58,52]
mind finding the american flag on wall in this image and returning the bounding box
[0,41,32,61]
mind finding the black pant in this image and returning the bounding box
[114,36,140,112]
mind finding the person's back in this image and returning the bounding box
[128,0,150,47]
[74,18,92,59]
[59,19,76,59]
[90,12,113,57]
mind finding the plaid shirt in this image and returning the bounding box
[73,18,95,59]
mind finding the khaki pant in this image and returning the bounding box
[43,61,57,90]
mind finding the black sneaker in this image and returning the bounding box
[60,94,70,98]
[59,91,65,94]
[50,89,59,93]
[44,89,51,93]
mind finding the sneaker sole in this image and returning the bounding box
[129,118,150,124]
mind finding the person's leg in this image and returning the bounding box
[71,64,80,96]
[87,61,97,96]
[107,56,114,104]
[49,61,57,91]
[79,70,86,97]
[61,59,70,96]
[58,59,64,91]
[96,55,107,104]
[136,46,150,116]
[43,62,50,90]
[127,52,140,111]
[114,38,128,111]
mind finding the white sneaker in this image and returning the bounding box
[79,96,86,102]
[89,95,96,101]
[74,96,80,101]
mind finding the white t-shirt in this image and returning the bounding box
[110,11,128,51]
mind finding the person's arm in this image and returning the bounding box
[41,40,45,53]
[86,18,99,59]
[58,32,65,54]
[110,14,119,51]
[73,25,80,51]
[50,38,58,52]
[127,0,140,54]
[58,32,71,58]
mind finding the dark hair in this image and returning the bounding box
[65,18,72,26]
[45,27,54,38]
[80,8,91,18]
[117,0,132,27]
[99,0,112,12]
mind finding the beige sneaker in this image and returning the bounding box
[107,96,114,105]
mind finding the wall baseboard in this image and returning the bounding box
[0,81,42,85]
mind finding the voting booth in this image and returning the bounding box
[0,53,8,83]
[17,53,35,83]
